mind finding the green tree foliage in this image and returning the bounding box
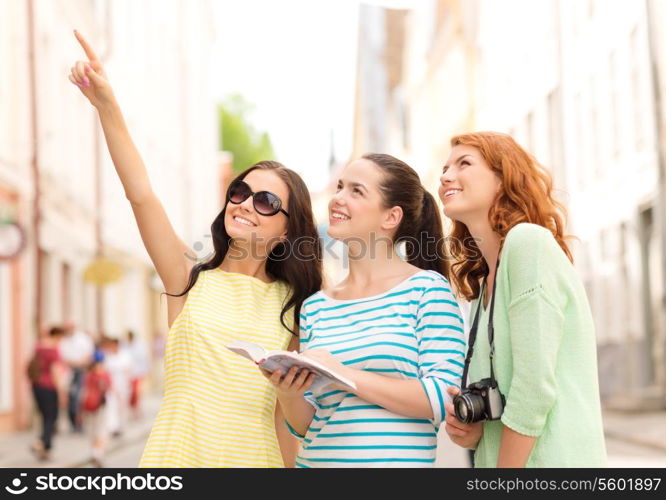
[218,94,276,174]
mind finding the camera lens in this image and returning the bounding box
[454,392,486,424]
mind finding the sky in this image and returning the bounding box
[211,0,418,192]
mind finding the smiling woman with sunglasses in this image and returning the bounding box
[68,31,322,467]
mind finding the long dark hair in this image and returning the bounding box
[362,153,448,277]
[171,161,322,335]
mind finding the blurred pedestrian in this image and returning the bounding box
[27,326,66,461]
[60,320,94,433]
[81,348,112,467]
[125,330,149,419]
[103,337,132,438]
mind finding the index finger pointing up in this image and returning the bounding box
[74,30,99,62]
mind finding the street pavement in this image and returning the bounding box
[0,395,160,468]
[1,398,664,468]
[95,424,666,468]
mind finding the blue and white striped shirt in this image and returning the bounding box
[291,270,466,468]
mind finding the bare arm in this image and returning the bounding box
[268,368,317,437]
[302,349,434,418]
[274,401,298,467]
[267,347,434,436]
[268,364,430,436]
[344,371,433,418]
[264,336,316,437]
[95,105,193,303]
[497,425,536,467]
[69,31,192,324]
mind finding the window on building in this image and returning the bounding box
[638,205,656,384]
[609,51,622,159]
[580,239,596,326]
[548,89,564,188]
[599,227,609,261]
[618,221,630,327]
[62,262,71,321]
[599,227,612,339]
[589,75,600,177]
[575,92,586,189]
[630,26,645,151]
[526,111,535,153]
[392,86,409,151]
[39,249,48,323]
[424,0,437,49]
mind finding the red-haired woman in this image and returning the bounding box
[440,132,606,467]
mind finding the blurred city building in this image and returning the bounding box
[0,0,219,431]
[352,0,666,409]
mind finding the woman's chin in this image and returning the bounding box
[442,205,462,222]
[225,228,254,243]
[225,221,255,238]
[326,225,352,242]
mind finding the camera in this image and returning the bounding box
[453,378,505,424]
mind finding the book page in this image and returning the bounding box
[226,339,357,392]
[263,353,356,391]
[225,339,267,364]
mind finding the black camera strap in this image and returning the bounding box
[460,258,500,389]
[460,281,483,389]
[487,259,500,384]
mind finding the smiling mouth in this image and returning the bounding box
[444,189,462,198]
[330,212,351,221]
[233,216,257,227]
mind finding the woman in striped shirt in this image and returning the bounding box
[264,154,466,467]
[69,31,322,467]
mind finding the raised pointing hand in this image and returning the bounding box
[68,30,114,108]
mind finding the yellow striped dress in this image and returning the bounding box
[139,268,294,467]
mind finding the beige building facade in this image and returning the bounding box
[0,0,219,431]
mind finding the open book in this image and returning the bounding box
[226,339,357,392]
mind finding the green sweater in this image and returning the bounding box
[467,223,607,467]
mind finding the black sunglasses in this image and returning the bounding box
[227,180,290,217]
